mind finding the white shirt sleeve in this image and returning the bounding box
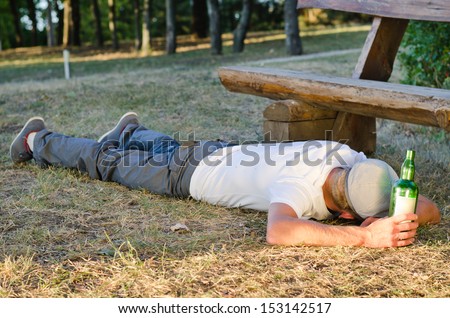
[268,178,311,219]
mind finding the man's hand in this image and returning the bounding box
[363,214,419,248]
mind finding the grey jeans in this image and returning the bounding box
[32,124,231,198]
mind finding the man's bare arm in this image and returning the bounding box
[266,203,418,248]
[416,195,440,225]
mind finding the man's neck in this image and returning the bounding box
[322,168,342,212]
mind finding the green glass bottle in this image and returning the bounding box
[389,150,419,217]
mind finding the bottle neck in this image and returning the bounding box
[400,160,415,180]
[406,150,415,161]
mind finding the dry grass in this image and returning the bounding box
[0,27,449,298]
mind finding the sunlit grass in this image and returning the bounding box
[0,25,371,67]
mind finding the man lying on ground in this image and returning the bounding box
[10,112,441,248]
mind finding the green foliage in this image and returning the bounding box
[399,21,450,88]
[250,0,284,31]
[0,0,13,49]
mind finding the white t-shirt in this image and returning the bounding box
[189,141,366,220]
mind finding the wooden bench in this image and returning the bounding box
[218,0,450,153]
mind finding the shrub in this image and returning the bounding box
[399,21,450,88]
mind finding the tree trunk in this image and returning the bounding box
[92,0,104,47]
[165,0,176,54]
[46,0,55,47]
[27,0,38,46]
[233,0,252,53]
[9,0,23,47]
[192,0,208,39]
[141,0,152,55]
[108,0,119,50]
[206,0,222,55]
[284,0,302,55]
[133,0,142,50]
[63,0,72,47]
[56,3,64,45]
[71,0,81,46]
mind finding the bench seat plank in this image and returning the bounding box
[218,66,450,130]
[297,0,450,22]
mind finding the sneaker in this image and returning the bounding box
[10,117,46,164]
[97,112,139,143]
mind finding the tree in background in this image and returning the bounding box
[141,0,152,55]
[26,0,38,46]
[165,0,176,54]
[71,0,81,46]
[56,0,64,45]
[132,0,141,50]
[62,0,81,47]
[0,0,294,51]
[91,0,103,47]
[63,0,71,46]
[108,0,119,50]
[192,0,208,39]
[9,0,23,47]
[207,0,222,55]
[233,0,252,53]
[284,0,302,55]
[46,0,55,47]
[251,0,284,32]
[0,0,13,49]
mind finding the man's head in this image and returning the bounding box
[324,159,398,221]
[343,159,398,220]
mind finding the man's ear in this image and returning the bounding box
[338,211,355,220]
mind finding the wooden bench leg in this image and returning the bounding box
[263,100,337,142]
[332,112,376,154]
[353,17,409,81]
[336,16,408,153]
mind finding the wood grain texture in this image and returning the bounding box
[263,100,337,121]
[347,16,408,152]
[353,17,408,81]
[297,0,450,22]
[331,112,376,154]
[264,119,335,142]
[218,66,450,130]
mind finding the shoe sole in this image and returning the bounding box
[9,116,45,162]
[97,112,138,143]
